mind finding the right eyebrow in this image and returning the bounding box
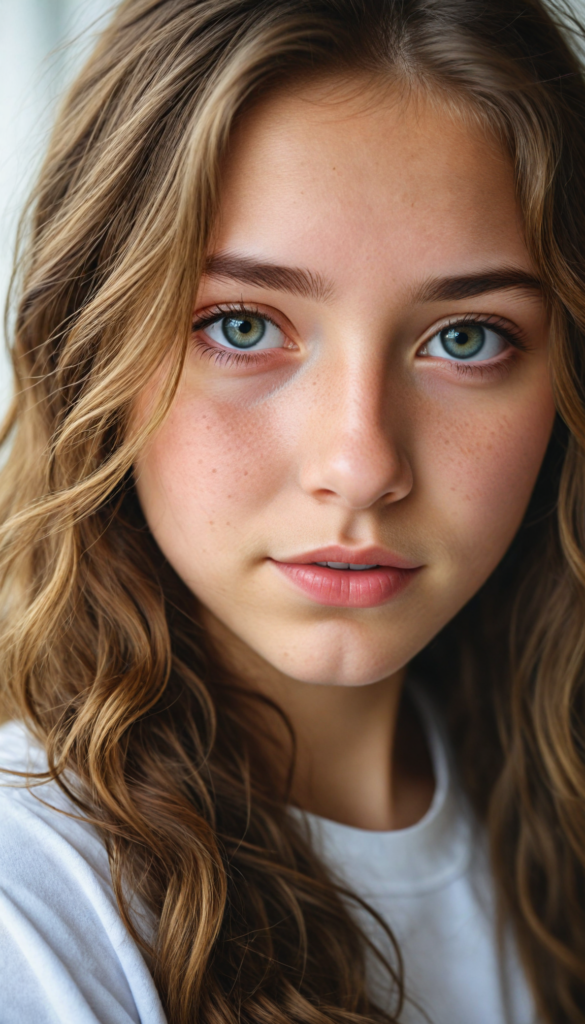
[203,251,334,302]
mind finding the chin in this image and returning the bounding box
[258,636,405,688]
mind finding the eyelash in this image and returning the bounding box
[192,304,285,367]
[191,307,528,371]
[432,314,527,351]
[421,314,528,380]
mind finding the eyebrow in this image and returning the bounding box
[204,251,334,302]
[416,268,542,303]
[204,253,542,306]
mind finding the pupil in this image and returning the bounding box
[450,330,467,345]
[238,320,252,334]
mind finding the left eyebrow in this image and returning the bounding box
[204,251,334,302]
[416,268,542,303]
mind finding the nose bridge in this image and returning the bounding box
[333,354,387,447]
[299,346,412,509]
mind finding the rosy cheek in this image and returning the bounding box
[136,388,288,550]
[423,385,556,570]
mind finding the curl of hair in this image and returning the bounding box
[2,1,585,1022]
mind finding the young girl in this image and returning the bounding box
[1,0,584,1021]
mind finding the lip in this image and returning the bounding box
[270,546,422,609]
[277,546,420,570]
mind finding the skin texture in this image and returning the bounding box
[135,82,555,829]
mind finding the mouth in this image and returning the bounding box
[270,546,422,608]
[314,560,379,571]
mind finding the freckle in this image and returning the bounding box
[208,520,214,525]
[244,471,248,476]
[212,468,217,473]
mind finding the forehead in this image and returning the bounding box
[214,80,530,290]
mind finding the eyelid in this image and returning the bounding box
[192,302,294,341]
[418,313,529,354]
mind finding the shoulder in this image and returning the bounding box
[0,721,113,885]
[0,721,167,1024]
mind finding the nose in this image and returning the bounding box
[298,357,413,510]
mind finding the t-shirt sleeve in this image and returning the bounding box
[0,758,167,1024]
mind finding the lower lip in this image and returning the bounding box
[272,562,420,608]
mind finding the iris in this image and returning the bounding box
[440,325,485,359]
[222,315,266,348]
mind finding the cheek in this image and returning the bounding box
[421,381,556,573]
[134,387,288,568]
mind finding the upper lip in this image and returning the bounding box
[273,545,422,570]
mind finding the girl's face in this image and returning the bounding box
[135,82,555,688]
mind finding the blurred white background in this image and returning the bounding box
[0,0,113,417]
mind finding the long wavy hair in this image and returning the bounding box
[2,0,585,1021]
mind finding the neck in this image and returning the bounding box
[204,612,434,831]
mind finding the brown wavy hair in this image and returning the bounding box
[2,0,585,1021]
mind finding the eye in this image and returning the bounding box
[422,323,508,362]
[202,313,285,350]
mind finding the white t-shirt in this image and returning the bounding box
[291,695,537,1024]
[0,707,537,1024]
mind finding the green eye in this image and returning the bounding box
[222,315,266,348]
[201,310,286,353]
[440,325,485,359]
